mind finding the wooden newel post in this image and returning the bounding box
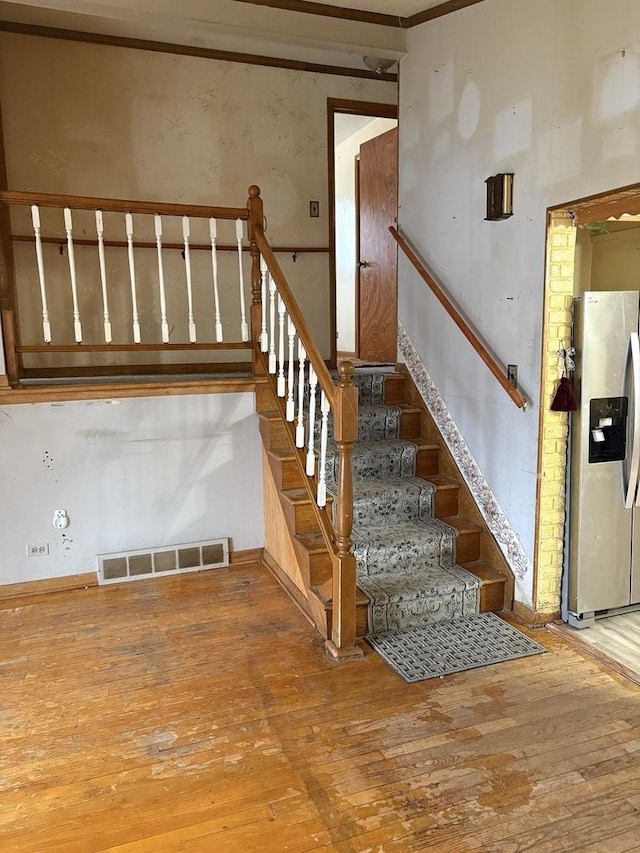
[247,185,264,375]
[325,360,363,661]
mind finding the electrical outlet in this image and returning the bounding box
[26,543,49,557]
[507,364,518,388]
[309,200,319,218]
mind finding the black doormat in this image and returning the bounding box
[366,613,546,682]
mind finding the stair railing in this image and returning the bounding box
[247,186,362,661]
[390,226,528,410]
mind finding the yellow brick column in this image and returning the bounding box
[533,213,576,613]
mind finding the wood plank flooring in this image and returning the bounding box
[1,564,640,852]
[549,613,640,687]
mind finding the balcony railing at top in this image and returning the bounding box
[0,188,328,382]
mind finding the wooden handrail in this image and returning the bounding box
[390,226,527,410]
[0,190,248,220]
[253,227,337,406]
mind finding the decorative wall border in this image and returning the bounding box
[398,322,531,581]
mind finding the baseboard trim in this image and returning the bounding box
[0,572,97,601]
[511,600,560,628]
[0,548,264,602]
[262,549,315,629]
[229,547,264,566]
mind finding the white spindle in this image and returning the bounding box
[182,216,196,343]
[317,390,330,508]
[268,274,277,374]
[63,207,83,343]
[260,256,268,352]
[236,218,249,342]
[95,211,112,344]
[286,317,296,421]
[306,365,318,476]
[277,294,286,397]
[125,213,141,344]
[154,215,169,344]
[30,205,51,343]
[296,340,306,448]
[209,218,223,342]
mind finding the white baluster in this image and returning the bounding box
[317,390,330,508]
[296,340,306,448]
[268,274,277,374]
[209,218,223,343]
[286,317,296,421]
[277,294,286,397]
[125,213,141,344]
[182,216,196,343]
[236,218,249,342]
[260,255,268,352]
[306,365,318,476]
[154,215,169,344]
[95,211,112,344]
[63,208,83,343]
[31,205,51,343]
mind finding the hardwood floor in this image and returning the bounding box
[1,565,640,852]
[549,613,640,687]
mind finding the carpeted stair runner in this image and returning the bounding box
[324,370,480,634]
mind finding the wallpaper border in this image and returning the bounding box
[398,321,530,581]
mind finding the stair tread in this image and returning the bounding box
[267,447,296,462]
[353,518,455,541]
[422,473,458,489]
[441,515,482,535]
[459,560,506,584]
[295,532,328,553]
[282,488,332,506]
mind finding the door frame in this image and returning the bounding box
[327,98,398,366]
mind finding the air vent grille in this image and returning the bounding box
[97,538,229,585]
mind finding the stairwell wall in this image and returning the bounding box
[398,0,640,606]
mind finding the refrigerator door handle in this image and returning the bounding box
[626,332,640,509]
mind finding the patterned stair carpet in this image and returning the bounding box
[323,369,544,681]
[325,370,480,635]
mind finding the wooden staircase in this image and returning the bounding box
[257,368,514,640]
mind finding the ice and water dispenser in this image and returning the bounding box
[588,397,628,463]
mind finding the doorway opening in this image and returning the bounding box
[534,182,640,627]
[327,99,397,365]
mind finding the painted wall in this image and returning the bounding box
[0,32,395,585]
[590,224,640,291]
[0,32,396,361]
[335,116,398,353]
[0,392,262,585]
[399,0,640,605]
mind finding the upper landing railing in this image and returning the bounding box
[0,185,360,660]
[390,226,528,410]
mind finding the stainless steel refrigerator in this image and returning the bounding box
[568,290,640,628]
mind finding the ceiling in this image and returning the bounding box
[274,1,447,14]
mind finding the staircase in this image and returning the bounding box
[258,365,513,640]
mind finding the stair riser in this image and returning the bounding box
[283,500,321,536]
[398,411,421,439]
[259,417,290,453]
[415,448,439,478]
[267,453,304,491]
[434,488,459,518]
[479,579,506,613]
[455,531,482,564]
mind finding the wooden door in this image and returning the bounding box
[357,127,398,363]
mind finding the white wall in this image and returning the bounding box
[0,393,263,585]
[399,0,640,605]
[590,224,640,290]
[335,116,398,353]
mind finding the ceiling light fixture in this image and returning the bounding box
[362,56,396,75]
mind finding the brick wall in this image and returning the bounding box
[534,213,575,611]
